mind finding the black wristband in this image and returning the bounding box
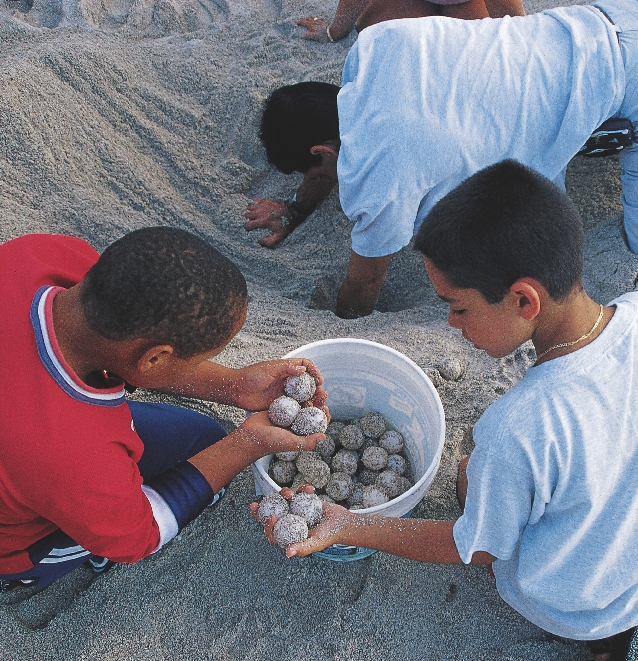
[283,199,313,229]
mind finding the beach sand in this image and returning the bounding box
[0,0,635,658]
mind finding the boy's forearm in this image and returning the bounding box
[187,426,261,494]
[330,0,368,39]
[155,361,241,405]
[338,516,494,565]
[339,517,463,563]
[290,172,337,224]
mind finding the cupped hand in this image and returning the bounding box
[250,498,355,557]
[297,17,331,42]
[244,199,291,248]
[239,410,325,458]
[231,359,328,412]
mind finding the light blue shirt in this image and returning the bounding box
[337,8,625,257]
[454,293,638,639]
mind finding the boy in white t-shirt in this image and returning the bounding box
[254,160,638,660]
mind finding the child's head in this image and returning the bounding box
[414,159,584,303]
[260,82,340,175]
[414,160,585,357]
[80,227,248,362]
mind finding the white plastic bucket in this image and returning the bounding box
[252,338,445,561]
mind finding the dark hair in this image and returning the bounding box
[81,227,248,358]
[259,82,340,174]
[414,160,584,303]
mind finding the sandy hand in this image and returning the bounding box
[244,199,291,248]
[231,359,328,412]
[239,411,325,458]
[297,17,331,42]
[250,495,355,558]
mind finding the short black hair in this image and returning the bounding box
[259,82,340,174]
[81,227,248,358]
[414,160,584,303]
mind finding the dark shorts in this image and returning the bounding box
[0,401,226,588]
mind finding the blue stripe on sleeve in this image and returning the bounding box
[145,462,214,530]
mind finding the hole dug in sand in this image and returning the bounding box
[309,245,438,314]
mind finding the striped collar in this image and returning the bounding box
[30,286,126,407]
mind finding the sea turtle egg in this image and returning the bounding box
[295,451,321,474]
[339,425,364,450]
[291,472,308,492]
[256,492,290,524]
[379,430,404,454]
[295,452,331,488]
[376,470,403,498]
[361,485,389,509]
[284,372,317,402]
[271,460,297,485]
[359,412,387,438]
[272,514,308,548]
[357,468,380,486]
[268,396,301,427]
[386,454,407,475]
[331,449,359,475]
[347,483,365,507]
[290,492,323,527]
[314,435,336,461]
[326,421,345,440]
[438,357,465,381]
[325,472,354,502]
[291,407,328,436]
[361,445,388,471]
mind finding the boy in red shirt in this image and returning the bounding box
[0,227,327,590]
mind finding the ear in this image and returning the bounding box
[309,143,339,163]
[508,279,542,322]
[136,344,176,373]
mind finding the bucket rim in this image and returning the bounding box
[254,338,446,515]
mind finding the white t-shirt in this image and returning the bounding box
[337,8,625,257]
[453,292,638,640]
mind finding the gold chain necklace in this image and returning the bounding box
[535,304,605,364]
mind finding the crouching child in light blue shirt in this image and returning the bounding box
[253,159,638,660]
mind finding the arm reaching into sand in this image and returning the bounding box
[155,359,328,412]
[297,0,523,44]
[244,171,337,247]
[336,251,393,318]
[298,0,368,43]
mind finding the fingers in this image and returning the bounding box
[259,232,285,248]
[263,515,278,544]
[279,487,294,500]
[286,539,321,558]
[282,484,315,496]
[299,359,323,386]
[249,505,279,544]
[286,537,323,557]
[303,431,327,450]
[244,217,269,231]
[304,388,328,408]
[297,16,319,27]
[302,33,324,42]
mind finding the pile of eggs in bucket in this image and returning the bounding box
[264,374,414,548]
